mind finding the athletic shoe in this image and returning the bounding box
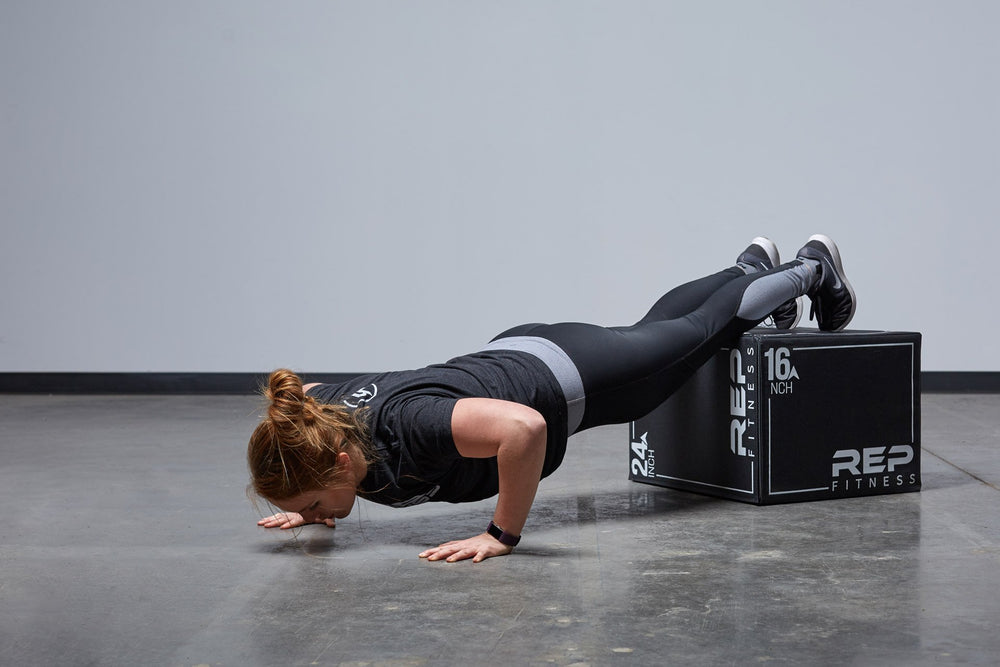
[770,297,803,329]
[735,237,802,329]
[795,234,857,331]
[736,236,780,273]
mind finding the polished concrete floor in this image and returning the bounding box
[1,392,998,666]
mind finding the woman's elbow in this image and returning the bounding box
[514,408,547,444]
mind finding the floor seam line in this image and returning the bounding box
[922,446,1000,493]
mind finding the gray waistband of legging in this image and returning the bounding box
[479,336,585,434]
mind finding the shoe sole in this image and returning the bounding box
[807,233,857,331]
[751,236,780,269]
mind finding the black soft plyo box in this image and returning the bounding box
[628,330,921,505]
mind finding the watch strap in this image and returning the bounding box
[486,520,521,547]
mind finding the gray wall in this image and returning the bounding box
[2,2,997,374]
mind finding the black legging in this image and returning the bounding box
[492,261,814,432]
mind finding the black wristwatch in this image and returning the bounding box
[486,520,521,547]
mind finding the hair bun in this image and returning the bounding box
[266,368,306,425]
[267,368,303,401]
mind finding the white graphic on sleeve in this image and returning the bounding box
[344,383,378,408]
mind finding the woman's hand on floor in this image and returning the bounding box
[258,513,336,529]
[419,533,513,563]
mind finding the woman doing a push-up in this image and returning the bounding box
[247,235,856,562]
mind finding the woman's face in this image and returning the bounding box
[272,450,363,524]
[277,484,357,523]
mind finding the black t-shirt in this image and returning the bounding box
[305,349,568,507]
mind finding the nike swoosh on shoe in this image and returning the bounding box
[823,256,843,290]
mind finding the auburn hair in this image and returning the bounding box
[247,369,376,502]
